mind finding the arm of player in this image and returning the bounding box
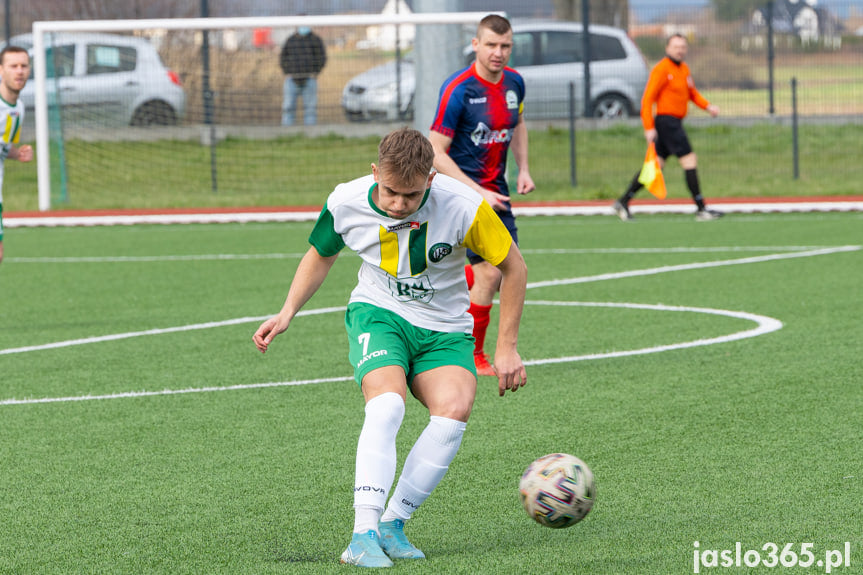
[493,243,528,396]
[510,115,535,195]
[253,247,339,353]
[8,144,33,162]
[429,130,511,211]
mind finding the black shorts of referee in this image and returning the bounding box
[654,114,693,159]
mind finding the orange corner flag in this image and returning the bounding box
[637,142,667,199]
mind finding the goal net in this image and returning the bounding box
[29,13,491,211]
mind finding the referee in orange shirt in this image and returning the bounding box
[614,34,723,222]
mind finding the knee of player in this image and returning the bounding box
[434,401,473,423]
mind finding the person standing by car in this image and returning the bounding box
[429,14,535,377]
[0,46,34,265]
[280,24,327,126]
[613,33,722,222]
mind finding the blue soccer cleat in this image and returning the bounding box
[340,530,393,568]
[378,519,426,560]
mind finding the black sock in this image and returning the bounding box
[620,171,643,204]
[685,168,706,210]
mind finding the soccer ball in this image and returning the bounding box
[519,453,595,529]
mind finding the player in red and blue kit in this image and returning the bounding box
[430,14,535,377]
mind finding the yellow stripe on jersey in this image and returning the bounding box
[379,225,399,277]
[463,200,513,266]
[2,115,14,144]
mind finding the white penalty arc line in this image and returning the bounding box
[2,245,856,358]
[0,302,781,406]
[521,301,782,366]
[0,246,861,406]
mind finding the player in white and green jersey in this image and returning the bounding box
[0,45,34,265]
[253,128,527,568]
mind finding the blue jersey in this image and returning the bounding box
[430,63,525,201]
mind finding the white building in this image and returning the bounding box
[360,0,415,50]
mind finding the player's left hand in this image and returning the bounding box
[516,171,535,195]
[16,145,33,163]
[707,104,720,117]
[494,350,527,396]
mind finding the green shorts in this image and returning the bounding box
[345,302,476,387]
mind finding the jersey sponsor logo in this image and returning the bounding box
[470,122,512,147]
[388,274,434,303]
[386,221,421,232]
[357,349,388,368]
[505,90,519,110]
[428,242,452,263]
[469,96,488,104]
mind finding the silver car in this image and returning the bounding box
[4,32,186,126]
[342,21,648,121]
[342,52,416,122]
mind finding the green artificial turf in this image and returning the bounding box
[1,212,861,574]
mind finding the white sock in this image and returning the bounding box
[381,415,466,522]
[353,506,382,536]
[353,392,405,533]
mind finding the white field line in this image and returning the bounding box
[0,377,354,405]
[0,302,780,406]
[6,253,310,263]
[4,245,841,264]
[0,307,345,356]
[526,246,860,289]
[521,301,782,366]
[5,200,863,229]
[2,245,858,405]
[3,246,857,358]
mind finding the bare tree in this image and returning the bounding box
[553,0,630,31]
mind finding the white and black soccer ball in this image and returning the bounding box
[519,453,595,529]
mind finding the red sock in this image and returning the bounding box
[464,264,475,290]
[468,302,493,355]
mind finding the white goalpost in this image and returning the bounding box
[30,11,500,211]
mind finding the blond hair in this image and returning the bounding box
[377,127,434,185]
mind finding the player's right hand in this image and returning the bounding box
[478,188,511,212]
[252,316,289,353]
[644,128,658,143]
[494,350,527,397]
